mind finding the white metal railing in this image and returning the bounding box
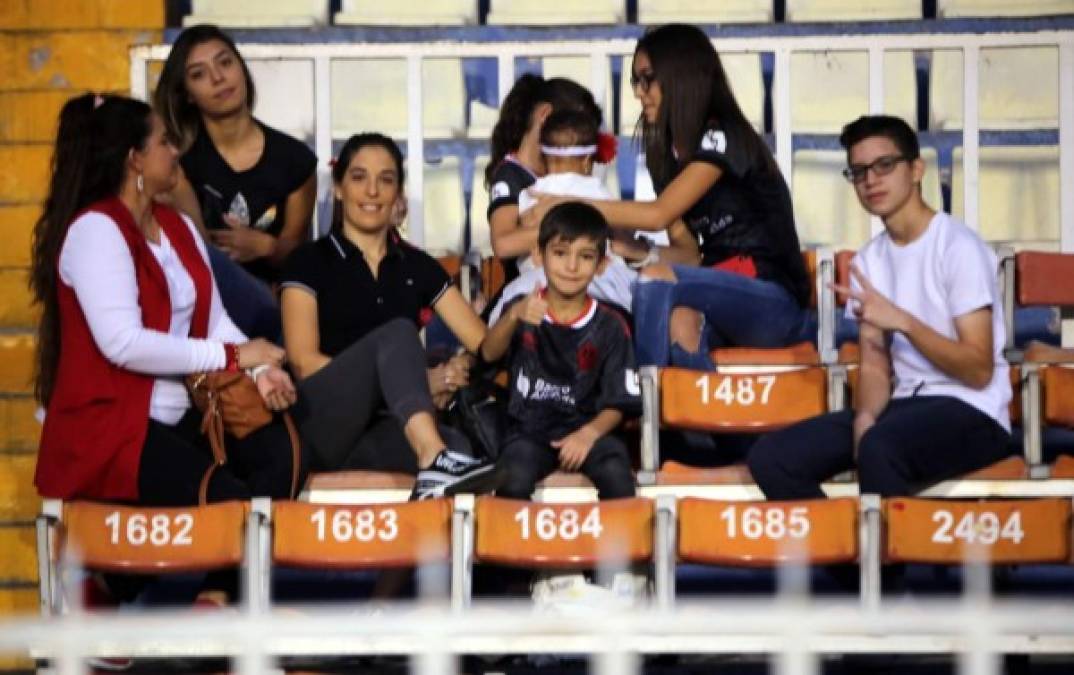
[130,30,1074,256]
[5,591,1074,674]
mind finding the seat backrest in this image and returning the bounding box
[660,366,828,433]
[882,497,1071,564]
[789,50,916,134]
[186,0,328,26]
[952,146,1060,244]
[637,0,773,24]
[473,496,653,569]
[678,497,859,566]
[710,341,820,367]
[785,0,921,21]
[938,0,1073,18]
[330,58,465,139]
[272,499,452,569]
[1042,365,1074,428]
[930,47,1059,130]
[1016,251,1074,307]
[61,501,247,573]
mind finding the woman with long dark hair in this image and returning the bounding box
[281,133,499,499]
[155,24,317,340]
[484,74,604,281]
[535,24,811,369]
[32,93,300,512]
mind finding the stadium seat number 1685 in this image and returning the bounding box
[695,374,776,406]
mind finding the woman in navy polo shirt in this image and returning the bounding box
[281,133,497,500]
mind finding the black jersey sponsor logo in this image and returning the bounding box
[516,369,576,405]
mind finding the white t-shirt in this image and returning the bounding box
[846,211,1011,431]
[59,211,246,425]
[490,172,638,322]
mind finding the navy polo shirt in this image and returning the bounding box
[280,229,450,357]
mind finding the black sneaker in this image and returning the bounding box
[411,449,502,500]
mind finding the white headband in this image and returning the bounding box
[540,144,597,157]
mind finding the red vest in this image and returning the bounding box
[35,197,212,500]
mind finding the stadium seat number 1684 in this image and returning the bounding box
[513,506,603,541]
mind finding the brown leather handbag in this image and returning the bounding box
[186,371,301,503]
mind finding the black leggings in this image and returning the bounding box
[748,396,1011,499]
[293,318,439,472]
[497,435,636,500]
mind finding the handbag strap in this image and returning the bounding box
[196,403,303,505]
[281,411,301,499]
[198,398,227,505]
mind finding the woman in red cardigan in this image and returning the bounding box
[31,93,300,510]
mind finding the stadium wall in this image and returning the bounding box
[0,1,164,668]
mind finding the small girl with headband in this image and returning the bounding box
[488,110,639,322]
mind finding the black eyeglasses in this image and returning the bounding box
[842,155,909,183]
[629,71,656,93]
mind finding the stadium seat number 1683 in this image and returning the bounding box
[310,508,399,543]
[695,374,776,406]
[513,506,603,541]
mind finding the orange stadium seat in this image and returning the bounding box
[1008,252,1074,469]
[658,365,828,434]
[38,500,249,616]
[472,496,653,569]
[639,251,834,476]
[677,497,859,567]
[882,497,1072,565]
[271,499,452,569]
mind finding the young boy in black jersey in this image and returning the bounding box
[479,201,639,500]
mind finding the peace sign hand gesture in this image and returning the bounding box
[830,265,911,334]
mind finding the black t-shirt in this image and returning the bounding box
[181,120,317,283]
[656,123,811,308]
[280,229,450,357]
[502,296,640,445]
[485,156,538,283]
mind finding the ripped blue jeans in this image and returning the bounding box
[632,264,809,370]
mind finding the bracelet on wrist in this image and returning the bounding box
[224,343,240,372]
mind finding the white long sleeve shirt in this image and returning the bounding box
[58,211,247,424]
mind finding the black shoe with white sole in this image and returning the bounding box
[411,449,502,500]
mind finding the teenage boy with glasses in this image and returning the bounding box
[748,115,1013,498]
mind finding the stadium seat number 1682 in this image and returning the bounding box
[695,374,776,406]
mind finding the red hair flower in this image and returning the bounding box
[596,132,618,164]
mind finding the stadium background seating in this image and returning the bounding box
[3,2,1074,669]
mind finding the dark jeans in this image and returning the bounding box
[138,408,301,505]
[747,396,1012,499]
[293,318,438,472]
[208,245,281,343]
[632,264,809,369]
[497,435,636,500]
